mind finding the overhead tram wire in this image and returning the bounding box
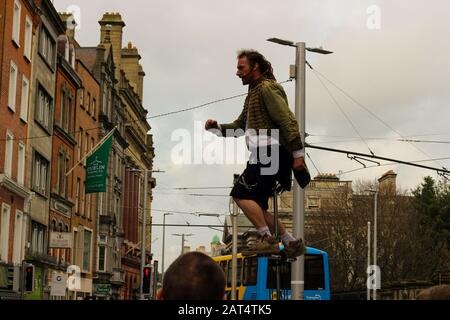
[309,65,446,170]
[310,65,375,156]
[306,143,450,175]
[147,79,293,120]
[338,155,450,176]
[306,152,321,175]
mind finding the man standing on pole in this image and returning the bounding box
[205,49,309,258]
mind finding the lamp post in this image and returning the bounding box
[172,233,194,255]
[161,213,173,282]
[267,37,332,300]
[366,189,379,300]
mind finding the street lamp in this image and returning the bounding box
[366,189,379,300]
[161,213,173,282]
[172,233,194,255]
[267,37,332,300]
[127,168,162,300]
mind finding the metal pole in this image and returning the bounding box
[367,221,371,300]
[291,41,306,300]
[161,213,169,282]
[274,188,281,300]
[231,199,238,300]
[181,233,185,255]
[140,169,148,300]
[373,191,378,300]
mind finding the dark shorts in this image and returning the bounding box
[230,145,291,211]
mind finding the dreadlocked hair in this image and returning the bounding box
[237,49,277,81]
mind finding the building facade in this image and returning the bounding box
[24,0,66,300]
[46,30,81,299]
[0,0,38,300]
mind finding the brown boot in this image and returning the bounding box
[284,238,306,259]
[242,235,281,256]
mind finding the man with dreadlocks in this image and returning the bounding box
[205,49,308,258]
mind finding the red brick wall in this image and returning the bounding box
[71,59,99,270]
[0,0,37,265]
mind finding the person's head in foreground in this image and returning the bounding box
[156,251,226,300]
[416,284,450,300]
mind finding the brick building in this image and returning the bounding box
[0,0,38,299]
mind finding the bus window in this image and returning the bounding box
[305,255,325,291]
[267,258,291,290]
[237,258,242,287]
[226,262,232,287]
[243,257,258,286]
[225,259,243,287]
[266,254,325,291]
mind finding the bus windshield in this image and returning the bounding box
[267,254,325,291]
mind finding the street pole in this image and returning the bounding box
[291,41,306,300]
[367,221,371,300]
[373,191,378,300]
[181,233,185,255]
[172,233,193,256]
[161,213,172,282]
[231,198,238,300]
[267,37,333,301]
[140,169,148,300]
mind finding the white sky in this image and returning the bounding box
[54,0,450,272]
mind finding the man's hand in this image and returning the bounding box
[293,156,306,171]
[205,119,219,130]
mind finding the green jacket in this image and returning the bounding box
[220,77,303,153]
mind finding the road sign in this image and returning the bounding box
[50,273,67,297]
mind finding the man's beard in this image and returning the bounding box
[240,73,252,85]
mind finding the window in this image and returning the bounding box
[77,128,83,162]
[18,143,25,185]
[80,89,84,108]
[86,194,91,219]
[8,61,18,111]
[65,155,70,198]
[0,203,11,262]
[32,151,49,196]
[60,85,66,127]
[57,149,63,194]
[36,85,52,131]
[243,257,258,286]
[102,86,106,113]
[5,131,13,177]
[83,229,92,272]
[80,181,85,216]
[31,221,46,255]
[75,178,80,214]
[24,16,32,59]
[86,92,91,113]
[307,196,320,209]
[98,246,106,272]
[73,229,78,265]
[20,75,29,121]
[12,210,23,265]
[304,255,325,291]
[92,98,96,118]
[84,132,88,164]
[12,1,21,45]
[66,94,73,132]
[39,27,55,67]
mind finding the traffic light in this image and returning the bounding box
[143,266,151,294]
[24,264,34,292]
[145,253,153,265]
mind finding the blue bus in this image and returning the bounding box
[213,247,330,300]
